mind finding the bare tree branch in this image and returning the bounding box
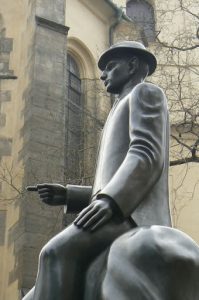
[179,0,199,20]
[170,157,199,166]
[156,36,199,51]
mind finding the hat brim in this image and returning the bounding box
[98,47,157,76]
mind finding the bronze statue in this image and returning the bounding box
[24,41,172,300]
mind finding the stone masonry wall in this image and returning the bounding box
[3,1,69,297]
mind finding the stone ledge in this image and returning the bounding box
[35,15,69,35]
[0,74,17,80]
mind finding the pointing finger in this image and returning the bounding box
[26,186,38,192]
[37,183,52,189]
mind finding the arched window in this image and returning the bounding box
[126,0,155,43]
[66,54,83,181]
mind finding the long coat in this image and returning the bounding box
[67,82,171,227]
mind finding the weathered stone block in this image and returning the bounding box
[0,37,13,53]
[36,0,65,24]
[0,113,6,126]
[0,52,10,63]
[0,136,12,156]
[0,62,9,72]
[0,90,11,102]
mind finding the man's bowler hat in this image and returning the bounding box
[98,41,157,76]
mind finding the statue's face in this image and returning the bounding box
[100,57,131,94]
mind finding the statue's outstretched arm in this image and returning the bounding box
[27,183,92,213]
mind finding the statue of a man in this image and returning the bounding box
[24,41,171,300]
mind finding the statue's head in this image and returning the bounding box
[98,41,157,94]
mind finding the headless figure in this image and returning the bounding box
[23,42,171,300]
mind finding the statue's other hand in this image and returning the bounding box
[27,183,67,206]
[74,199,113,232]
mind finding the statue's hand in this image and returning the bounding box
[74,199,113,231]
[27,183,67,206]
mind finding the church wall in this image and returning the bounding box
[0,0,69,298]
[0,1,36,298]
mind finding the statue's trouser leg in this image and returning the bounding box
[33,218,132,300]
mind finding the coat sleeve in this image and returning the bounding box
[97,83,168,218]
[66,184,92,213]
